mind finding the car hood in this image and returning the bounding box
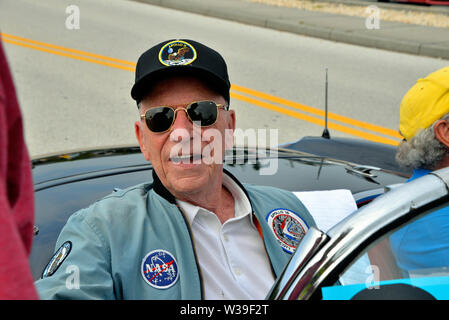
[32,145,407,193]
[30,145,407,280]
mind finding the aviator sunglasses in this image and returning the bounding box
[140,100,228,133]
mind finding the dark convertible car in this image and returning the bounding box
[32,135,430,299]
[31,136,449,299]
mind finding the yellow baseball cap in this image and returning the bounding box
[399,66,449,140]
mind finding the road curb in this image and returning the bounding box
[132,0,449,60]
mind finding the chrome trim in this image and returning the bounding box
[266,227,329,300]
[345,165,380,179]
[273,167,449,300]
[431,169,449,190]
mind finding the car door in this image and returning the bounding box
[268,167,449,300]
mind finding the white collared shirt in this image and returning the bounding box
[177,174,275,300]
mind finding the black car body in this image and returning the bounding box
[30,138,408,282]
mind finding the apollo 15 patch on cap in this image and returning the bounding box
[141,249,179,289]
[158,40,197,66]
[266,208,309,254]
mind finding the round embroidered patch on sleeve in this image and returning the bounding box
[266,208,309,254]
[141,250,179,289]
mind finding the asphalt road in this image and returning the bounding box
[0,0,447,157]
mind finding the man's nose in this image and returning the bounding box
[170,108,194,142]
[171,108,192,130]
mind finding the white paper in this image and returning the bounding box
[293,189,358,232]
[294,189,370,285]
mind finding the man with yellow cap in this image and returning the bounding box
[391,66,449,276]
[396,66,449,170]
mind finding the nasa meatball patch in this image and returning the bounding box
[266,208,309,254]
[141,249,179,289]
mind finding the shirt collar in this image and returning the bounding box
[176,171,253,225]
[222,173,252,219]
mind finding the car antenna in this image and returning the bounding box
[322,67,330,139]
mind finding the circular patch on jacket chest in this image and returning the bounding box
[141,249,179,289]
[266,208,309,254]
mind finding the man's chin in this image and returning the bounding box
[165,170,216,196]
[169,179,208,197]
[162,159,222,195]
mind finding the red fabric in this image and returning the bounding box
[0,40,38,299]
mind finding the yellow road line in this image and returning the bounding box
[1,32,401,145]
[231,84,403,140]
[231,92,400,146]
[0,32,135,67]
[1,37,136,72]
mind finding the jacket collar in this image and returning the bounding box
[152,167,252,208]
[152,169,176,204]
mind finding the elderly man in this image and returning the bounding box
[35,39,318,300]
[391,66,449,275]
[395,66,449,173]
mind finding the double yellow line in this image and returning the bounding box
[230,86,402,146]
[1,32,402,146]
[1,32,135,72]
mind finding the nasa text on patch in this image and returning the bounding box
[141,249,179,289]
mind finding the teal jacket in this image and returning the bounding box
[35,170,315,299]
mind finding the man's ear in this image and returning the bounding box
[225,110,236,150]
[135,121,151,161]
[228,109,236,131]
[434,119,449,149]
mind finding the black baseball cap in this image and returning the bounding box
[131,39,230,105]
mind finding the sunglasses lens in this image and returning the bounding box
[188,101,218,126]
[144,101,221,132]
[145,107,174,133]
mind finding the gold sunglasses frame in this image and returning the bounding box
[140,100,228,133]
